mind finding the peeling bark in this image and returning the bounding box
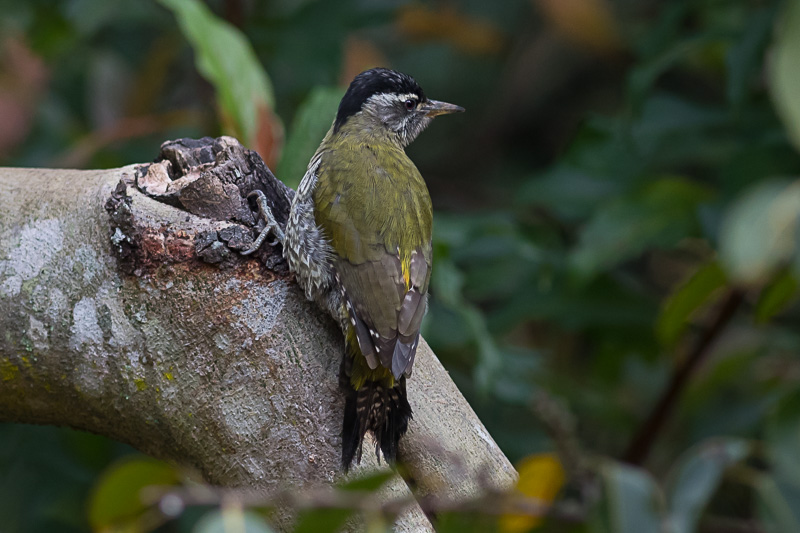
[0,139,517,531]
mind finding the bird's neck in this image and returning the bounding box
[327,113,408,149]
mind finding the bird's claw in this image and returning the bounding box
[242,190,286,255]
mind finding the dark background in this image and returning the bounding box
[2,0,800,531]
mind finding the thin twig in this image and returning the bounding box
[139,469,765,532]
[141,483,585,525]
[530,390,584,480]
[699,515,765,533]
[529,390,603,519]
[50,110,202,168]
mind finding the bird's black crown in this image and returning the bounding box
[334,68,426,132]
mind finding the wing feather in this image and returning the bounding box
[312,146,432,380]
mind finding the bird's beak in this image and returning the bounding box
[421,99,465,117]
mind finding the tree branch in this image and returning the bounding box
[623,289,746,465]
[0,138,517,531]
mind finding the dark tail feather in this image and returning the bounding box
[341,383,368,469]
[341,378,412,470]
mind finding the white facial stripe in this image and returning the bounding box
[366,93,394,107]
[397,93,419,102]
[366,92,419,107]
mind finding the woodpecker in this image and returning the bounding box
[245,68,463,469]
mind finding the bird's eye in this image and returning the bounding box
[404,99,417,111]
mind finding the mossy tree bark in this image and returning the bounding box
[0,138,516,531]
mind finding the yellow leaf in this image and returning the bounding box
[396,4,504,56]
[339,36,388,86]
[500,454,565,533]
[535,0,623,54]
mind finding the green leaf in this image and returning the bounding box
[719,180,800,283]
[665,438,751,533]
[437,511,498,533]
[292,508,352,533]
[756,475,800,533]
[755,269,799,323]
[277,86,343,189]
[628,95,728,160]
[463,305,502,391]
[431,257,465,308]
[88,457,181,530]
[758,393,800,531]
[193,508,275,533]
[628,36,717,110]
[769,0,800,152]
[766,390,800,482]
[158,0,275,147]
[726,6,775,107]
[656,261,727,346]
[430,256,502,389]
[519,164,620,221]
[339,470,394,492]
[601,461,664,533]
[570,177,712,280]
[293,471,393,533]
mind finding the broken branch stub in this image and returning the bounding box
[110,136,293,274]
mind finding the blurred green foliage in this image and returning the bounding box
[3,0,800,531]
[158,0,276,150]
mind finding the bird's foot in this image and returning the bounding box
[242,190,286,255]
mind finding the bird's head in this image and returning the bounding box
[334,68,464,147]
